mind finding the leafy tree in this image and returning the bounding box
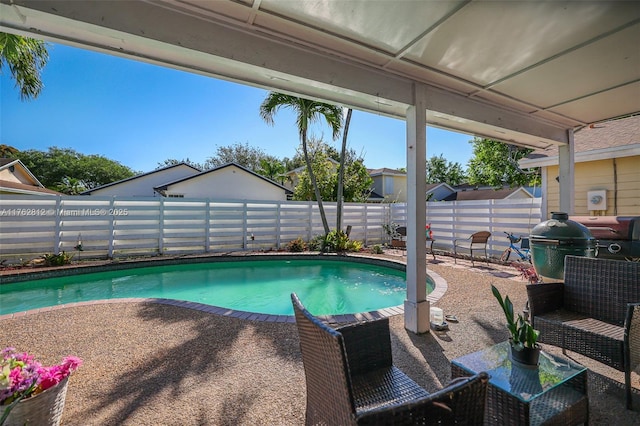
[0,144,19,157]
[286,139,359,170]
[293,149,335,201]
[426,154,466,186]
[204,142,268,171]
[467,138,540,187]
[260,93,343,235]
[157,158,203,170]
[17,147,136,191]
[293,139,372,203]
[0,33,49,100]
[340,160,373,203]
[282,156,304,172]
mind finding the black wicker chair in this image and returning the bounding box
[526,255,640,410]
[291,293,488,425]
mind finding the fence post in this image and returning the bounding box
[243,201,248,251]
[276,202,281,249]
[108,197,115,258]
[53,196,62,255]
[205,199,211,252]
[308,202,313,242]
[158,198,164,254]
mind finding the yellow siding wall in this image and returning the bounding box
[545,155,640,217]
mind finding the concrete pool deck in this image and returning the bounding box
[1,252,639,424]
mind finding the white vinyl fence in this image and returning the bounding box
[0,195,541,262]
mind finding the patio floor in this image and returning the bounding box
[1,253,638,424]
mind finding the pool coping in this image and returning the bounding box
[0,253,447,324]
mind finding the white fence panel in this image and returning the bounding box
[391,198,542,257]
[0,195,542,262]
[0,196,59,258]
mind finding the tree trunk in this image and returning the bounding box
[336,108,352,234]
[302,133,330,235]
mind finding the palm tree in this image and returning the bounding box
[257,157,286,184]
[0,32,49,100]
[336,108,352,234]
[260,93,343,235]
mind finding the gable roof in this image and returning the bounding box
[368,168,406,177]
[154,162,292,194]
[425,182,455,193]
[442,187,532,201]
[521,115,640,168]
[81,162,201,194]
[0,158,61,196]
[0,158,44,187]
[0,180,62,196]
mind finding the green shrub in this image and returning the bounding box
[346,239,363,252]
[324,230,349,253]
[308,234,325,251]
[43,252,73,266]
[371,244,384,254]
[286,237,307,252]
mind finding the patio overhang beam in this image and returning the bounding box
[0,0,571,149]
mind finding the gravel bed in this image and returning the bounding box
[1,254,638,424]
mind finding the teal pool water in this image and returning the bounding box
[0,259,434,316]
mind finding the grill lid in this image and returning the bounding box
[530,212,595,243]
[570,216,640,241]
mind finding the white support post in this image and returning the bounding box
[558,129,575,215]
[404,82,429,334]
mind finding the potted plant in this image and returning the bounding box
[491,285,541,367]
[1,348,82,426]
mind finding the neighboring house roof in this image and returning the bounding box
[366,191,385,202]
[0,158,61,196]
[368,168,406,177]
[154,162,293,195]
[426,182,455,192]
[0,179,62,196]
[442,187,532,201]
[81,162,201,194]
[520,115,640,168]
[425,182,456,201]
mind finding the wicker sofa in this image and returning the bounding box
[526,255,640,410]
[291,293,489,425]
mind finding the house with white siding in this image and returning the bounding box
[154,163,292,201]
[81,162,201,197]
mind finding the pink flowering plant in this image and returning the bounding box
[425,223,433,240]
[1,347,82,423]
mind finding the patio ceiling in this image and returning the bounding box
[1,0,639,151]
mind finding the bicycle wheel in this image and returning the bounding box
[500,248,511,262]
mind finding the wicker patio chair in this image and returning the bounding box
[291,293,489,425]
[527,256,640,410]
[453,231,491,266]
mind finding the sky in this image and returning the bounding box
[1,43,476,174]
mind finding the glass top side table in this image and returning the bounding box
[451,341,589,425]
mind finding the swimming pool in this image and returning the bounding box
[0,257,436,316]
